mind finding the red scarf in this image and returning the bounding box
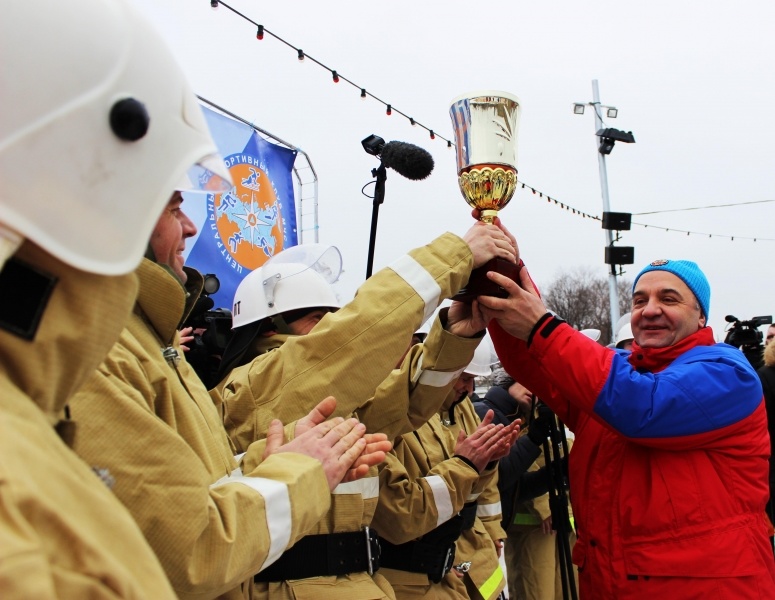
[628,327,715,373]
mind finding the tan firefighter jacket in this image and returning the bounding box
[68,259,331,600]
[440,395,507,600]
[373,409,488,599]
[215,233,479,600]
[0,243,178,599]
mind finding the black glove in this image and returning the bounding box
[527,404,554,445]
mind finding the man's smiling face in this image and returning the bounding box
[631,271,706,349]
[149,192,197,283]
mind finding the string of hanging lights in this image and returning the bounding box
[208,0,773,243]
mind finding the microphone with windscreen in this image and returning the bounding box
[380,141,434,180]
[362,134,435,180]
[360,134,435,278]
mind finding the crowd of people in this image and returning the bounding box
[3,1,775,599]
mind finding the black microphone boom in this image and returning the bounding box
[380,141,434,180]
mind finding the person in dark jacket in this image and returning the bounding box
[758,337,775,538]
[473,369,549,529]
[475,369,569,600]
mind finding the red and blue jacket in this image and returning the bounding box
[490,317,775,599]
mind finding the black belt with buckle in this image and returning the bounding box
[378,507,469,583]
[254,527,381,582]
[379,537,456,583]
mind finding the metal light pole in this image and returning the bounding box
[574,80,634,341]
[591,80,621,340]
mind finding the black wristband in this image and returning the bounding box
[527,312,554,347]
[454,454,480,474]
[527,313,567,347]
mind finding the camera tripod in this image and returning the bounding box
[541,409,578,600]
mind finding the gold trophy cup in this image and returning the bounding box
[450,90,522,302]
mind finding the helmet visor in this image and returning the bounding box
[178,152,233,193]
[264,243,343,284]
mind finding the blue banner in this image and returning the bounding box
[184,106,298,310]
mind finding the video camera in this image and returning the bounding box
[183,274,233,388]
[724,314,772,370]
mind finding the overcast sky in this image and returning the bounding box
[133,0,775,340]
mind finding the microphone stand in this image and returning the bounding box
[366,163,386,279]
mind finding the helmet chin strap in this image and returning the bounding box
[272,314,295,335]
[0,224,22,272]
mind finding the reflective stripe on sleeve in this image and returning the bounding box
[479,564,505,600]
[476,501,502,518]
[389,255,441,323]
[411,355,462,388]
[466,491,481,502]
[332,476,379,499]
[418,367,463,388]
[210,474,291,570]
[426,474,454,527]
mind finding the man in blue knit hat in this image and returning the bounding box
[630,259,710,348]
[471,256,775,599]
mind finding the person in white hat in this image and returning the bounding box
[0,0,230,596]
[614,313,635,350]
[213,222,518,599]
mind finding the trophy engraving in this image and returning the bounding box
[450,91,522,301]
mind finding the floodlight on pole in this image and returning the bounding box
[572,103,618,118]
[573,80,636,341]
[595,127,635,156]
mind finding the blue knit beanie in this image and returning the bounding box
[633,259,710,320]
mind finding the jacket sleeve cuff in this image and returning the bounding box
[454,454,480,474]
[527,313,567,348]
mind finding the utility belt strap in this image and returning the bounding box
[378,509,468,583]
[254,527,380,582]
[379,537,456,584]
[460,501,478,530]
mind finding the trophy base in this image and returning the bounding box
[452,257,521,304]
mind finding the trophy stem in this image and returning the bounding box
[480,209,498,224]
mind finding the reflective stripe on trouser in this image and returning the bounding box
[513,512,540,526]
[513,512,575,530]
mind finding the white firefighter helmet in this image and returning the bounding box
[615,322,634,348]
[614,312,631,338]
[231,244,343,329]
[580,328,602,342]
[0,0,232,275]
[614,312,634,348]
[464,335,496,377]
